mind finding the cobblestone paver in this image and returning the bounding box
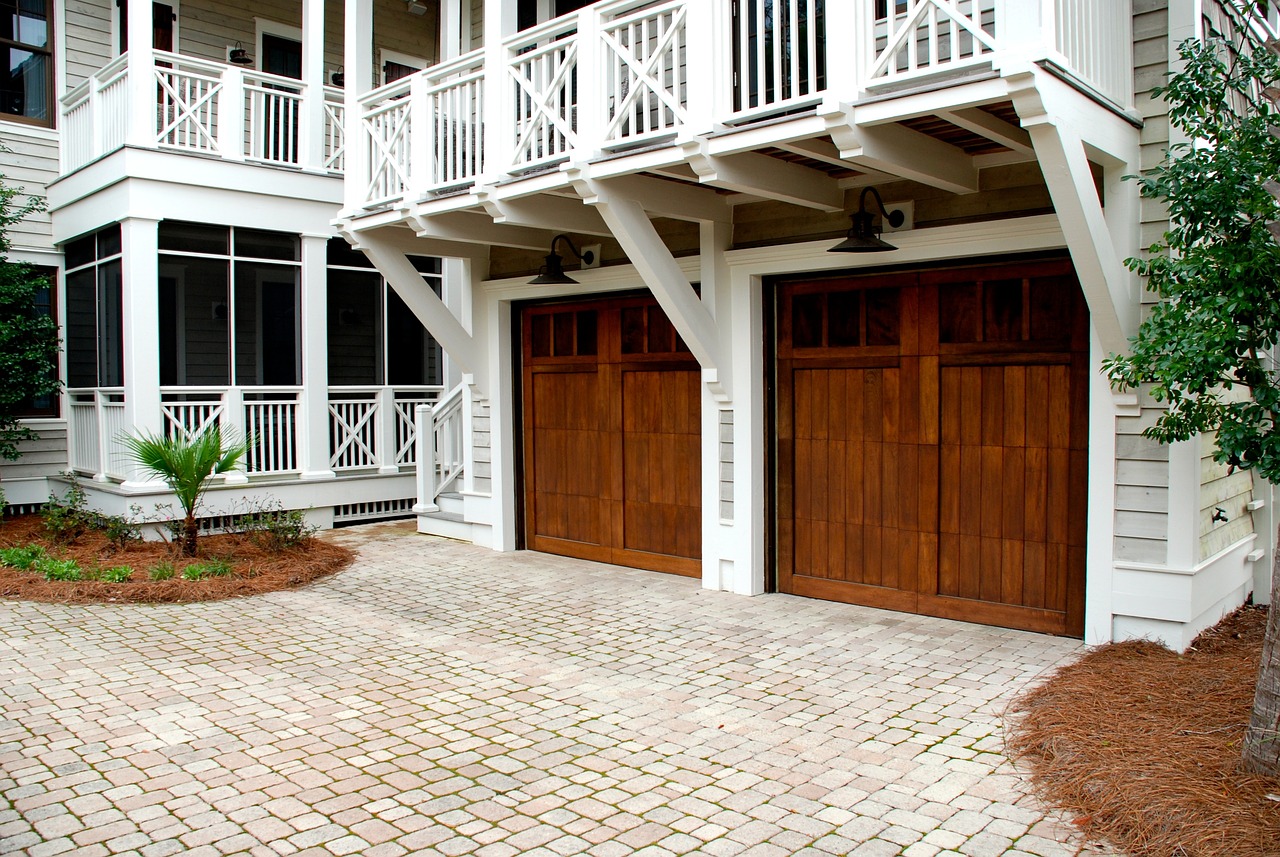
[0,523,1100,856]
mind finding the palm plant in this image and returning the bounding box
[123,428,249,556]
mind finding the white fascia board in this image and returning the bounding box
[846,77,1013,126]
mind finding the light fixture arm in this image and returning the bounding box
[549,234,595,267]
[858,186,905,233]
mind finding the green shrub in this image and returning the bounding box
[233,500,316,551]
[0,544,46,570]
[181,559,232,580]
[42,478,91,543]
[93,566,132,583]
[93,513,140,549]
[149,562,175,581]
[37,557,82,582]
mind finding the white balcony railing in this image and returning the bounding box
[328,386,443,471]
[352,0,1131,211]
[60,50,346,176]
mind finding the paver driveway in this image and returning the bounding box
[0,523,1098,857]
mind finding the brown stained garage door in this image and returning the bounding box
[521,296,701,577]
[775,259,1089,636]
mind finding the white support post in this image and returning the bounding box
[300,0,327,171]
[119,218,164,488]
[1167,438,1202,571]
[823,0,861,105]
[440,0,464,61]
[218,67,247,161]
[376,386,399,474]
[299,234,335,481]
[222,387,249,484]
[93,391,111,484]
[413,404,439,512]
[481,0,517,182]
[574,6,604,161]
[125,1,156,148]
[409,72,432,198]
[343,0,375,212]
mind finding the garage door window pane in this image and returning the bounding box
[865,288,899,346]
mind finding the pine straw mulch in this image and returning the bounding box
[0,514,354,604]
[1008,604,1280,857]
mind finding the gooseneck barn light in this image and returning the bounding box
[829,186,906,253]
[528,234,597,285]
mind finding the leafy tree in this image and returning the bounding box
[122,429,248,556]
[0,171,60,464]
[1104,35,1280,774]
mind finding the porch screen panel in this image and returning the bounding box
[386,289,440,386]
[159,257,230,386]
[327,268,383,386]
[65,268,98,388]
[96,260,124,387]
[234,262,300,386]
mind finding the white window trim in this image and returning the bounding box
[111,0,182,59]
[380,49,428,84]
[255,18,303,74]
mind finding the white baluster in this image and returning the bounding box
[414,404,439,513]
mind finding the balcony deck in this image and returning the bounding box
[343,0,1134,237]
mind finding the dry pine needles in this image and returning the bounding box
[1008,605,1280,857]
[0,514,353,604]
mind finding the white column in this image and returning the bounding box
[1167,438,1202,571]
[299,234,336,480]
[481,0,518,182]
[574,6,603,160]
[440,0,464,61]
[343,0,375,212]
[301,0,328,171]
[822,0,861,105]
[125,0,156,147]
[119,218,164,488]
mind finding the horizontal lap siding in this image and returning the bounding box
[1113,1,1172,566]
[0,424,69,481]
[3,130,57,252]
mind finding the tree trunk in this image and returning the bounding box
[1243,523,1280,775]
[182,513,199,557]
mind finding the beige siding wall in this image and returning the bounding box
[0,424,68,484]
[1113,0,1173,566]
[1200,436,1255,559]
[471,393,491,495]
[66,0,114,91]
[2,129,56,252]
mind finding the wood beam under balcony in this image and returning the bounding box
[408,212,557,251]
[680,144,844,212]
[479,194,612,236]
[937,108,1035,157]
[828,120,980,195]
[576,175,732,224]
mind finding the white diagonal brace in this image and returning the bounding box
[1009,69,1137,353]
[355,232,486,392]
[580,179,721,372]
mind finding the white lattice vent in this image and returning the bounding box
[334,498,417,525]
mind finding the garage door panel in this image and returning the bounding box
[777,262,1088,637]
[524,297,700,578]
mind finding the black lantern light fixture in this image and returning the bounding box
[228,42,253,65]
[528,234,596,285]
[331,66,345,87]
[829,185,905,253]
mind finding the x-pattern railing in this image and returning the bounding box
[869,0,998,82]
[162,401,225,442]
[363,95,412,205]
[156,67,223,153]
[329,399,379,469]
[510,36,579,168]
[602,1,688,144]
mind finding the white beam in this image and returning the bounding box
[682,144,844,212]
[580,182,722,372]
[409,212,558,250]
[479,194,612,235]
[356,233,486,392]
[575,174,732,223]
[829,119,980,194]
[938,107,1035,156]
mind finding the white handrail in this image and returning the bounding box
[415,381,468,512]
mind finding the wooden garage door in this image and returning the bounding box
[522,296,701,577]
[776,259,1088,636]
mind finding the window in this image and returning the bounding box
[326,238,443,387]
[12,265,58,417]
[1,0,53,126]
[157,222,301,387]
[65,226,124,388]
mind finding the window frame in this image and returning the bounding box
[11,264,60,418]
[1,0,56,128]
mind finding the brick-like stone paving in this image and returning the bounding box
[0,523,1102,857]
